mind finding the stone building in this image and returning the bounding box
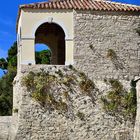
[16,0,140,80]
[1,0,140,139]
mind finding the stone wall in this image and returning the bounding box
[10,10,140,140]
[11,65,134,140]
[0,116,12,140]
[74,10,140,81]
[134,80,140,140]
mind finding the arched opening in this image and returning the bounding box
[35,22,65,65]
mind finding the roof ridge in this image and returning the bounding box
[20,0,140,7]
[19,0,140,11]
[17,0,140,33]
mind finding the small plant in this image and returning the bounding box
[22,68,97,115]
[76,111,85,121]
[79,79,95,93]
[62,75,75,87]
[79,71,87,79]
[22,71,69,112]
[101,78,137,123]
[68,64,77,71]
[56,99,68,111]
[22,71,35,89]
[107,49,117,60]
[13,108,18,113]
[108,79,123,92]
[22,71,54,104]
[107,49,125,70]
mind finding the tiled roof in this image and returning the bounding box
[20,0,140,12]
[17,0,140,32]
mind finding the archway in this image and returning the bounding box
[35,22,65,65]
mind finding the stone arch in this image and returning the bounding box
[32,18,69,39]
[35,22,66,65]
[18,16,74,67]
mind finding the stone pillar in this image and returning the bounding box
[20,38,35,65]
[134,80,140,140]
[65,39,74,65]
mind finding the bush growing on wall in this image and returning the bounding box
[22,67,96,115]
[101,79,137,124]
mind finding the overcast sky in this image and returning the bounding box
[0,0,140,76]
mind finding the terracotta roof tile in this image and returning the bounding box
[19,0,140,11]
[17,0,140,32]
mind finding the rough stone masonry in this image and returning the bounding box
[74,10,140,81]
[10,65,134,140]
[0,116,11,140]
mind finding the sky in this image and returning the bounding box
[0,0,140,76]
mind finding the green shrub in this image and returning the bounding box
[22,67,96,113]
[22,71,69,112]
[61,75,76,87]
[79,79,95,93]
[101,79,136,123]
[108,79,123,93]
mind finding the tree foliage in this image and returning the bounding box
[0,42,17,115]
[0,42,51,115]
[35,50,51,64]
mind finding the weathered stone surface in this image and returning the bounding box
[74,11,140,81]
[134,80,140,140]
[11,65,134,140]
[0,116,12,140]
